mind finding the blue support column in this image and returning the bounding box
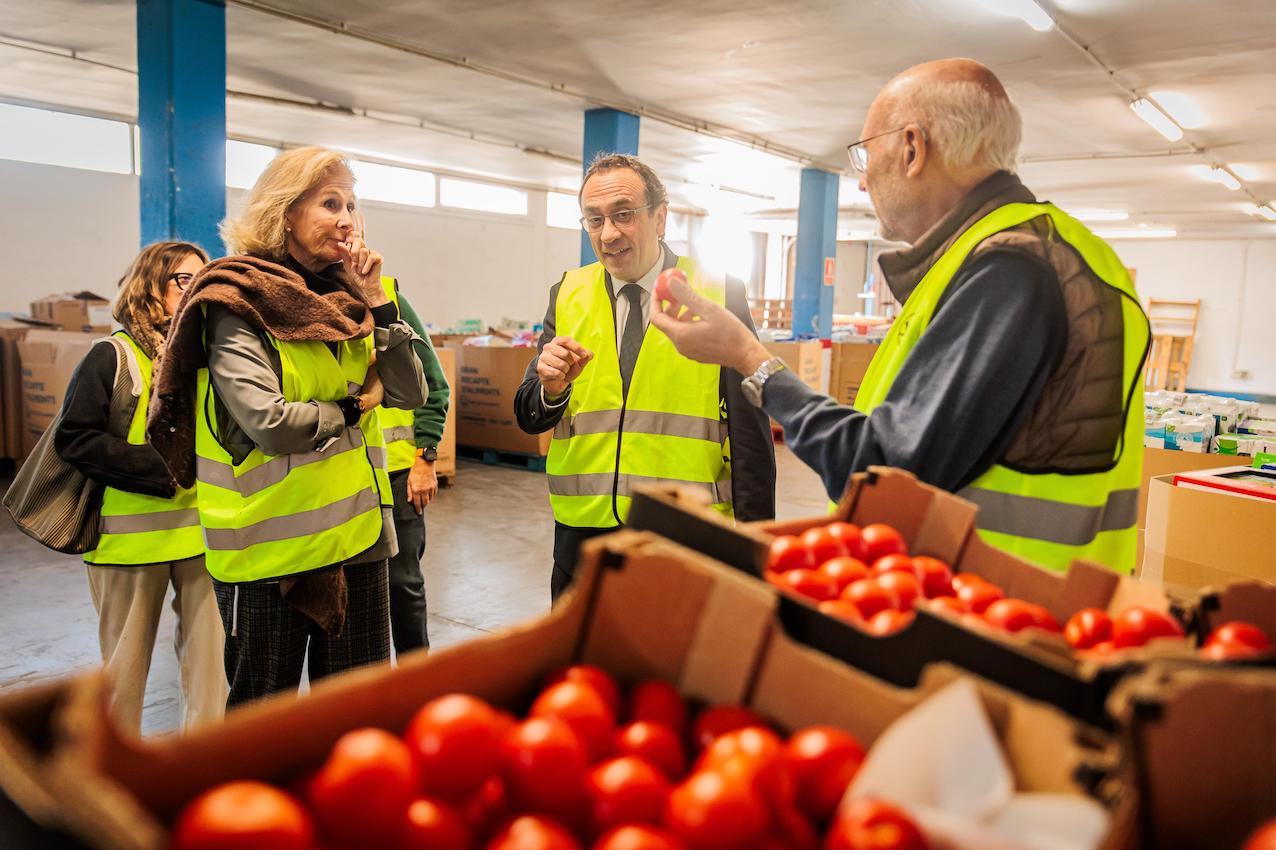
[793,168,839,339]
[580,108,640,265]
[137,0,227,256]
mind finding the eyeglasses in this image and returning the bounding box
[845,127,910,175]
[580,204,652,232]
[170,273,194,291]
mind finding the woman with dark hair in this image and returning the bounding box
[55,241,226,733]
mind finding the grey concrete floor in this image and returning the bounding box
[0,444,827,735]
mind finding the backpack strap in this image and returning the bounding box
[103,335,140,439]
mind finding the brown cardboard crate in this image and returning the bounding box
[434,346,457,479]
[29,292,112,335]
[453,345,550,456]
[16,330,100,457]
[763,340,823,391]
[0,320,34,461]
[828,340,879,406]
[0,528,1131,850]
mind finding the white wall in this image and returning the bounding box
[2,159,580,330]
[1111,239,1276,396]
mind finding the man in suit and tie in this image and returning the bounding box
[515,153,776,599]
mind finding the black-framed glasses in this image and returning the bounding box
[846,127,909,175]
[580,204,653,232]
[170,273,194,291]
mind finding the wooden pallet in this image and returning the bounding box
[1144,299,1200,393]
[457,444,548,472]
[749,298,793,331]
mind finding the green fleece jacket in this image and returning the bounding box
[396,290,450,449]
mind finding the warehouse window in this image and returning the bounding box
[350,159,436,208]
[226,140,279,189]
[440,177,528,216]
[0,102,132,174]
[546,191,581,230]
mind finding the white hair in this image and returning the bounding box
[892,80,1023,173]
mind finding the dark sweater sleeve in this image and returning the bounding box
[721,278,776,521]
[515,279,568,434]
[765,251,1068,501]
[53,341,176,498]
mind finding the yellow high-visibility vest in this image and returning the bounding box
[376,276,417,473]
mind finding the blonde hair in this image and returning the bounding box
[893,79,1022,173]
[219,146,356,261]
[113,241,209,329]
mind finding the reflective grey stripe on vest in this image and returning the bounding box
[547,472,732,505]
[366,445,388,469]
[553,409,727,443]
[197,429,364,498]
[958,486,1139,547]
[99,508,201,535]
[202,487,381,551]
[383,425,415,444]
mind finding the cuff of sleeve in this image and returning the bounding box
[314,400,346,443]
[761,370,818,422]
[541,384,571,410]
[373,321,417,352]
[371,301,399,327]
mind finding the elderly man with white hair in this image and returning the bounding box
[654,58,1150,576]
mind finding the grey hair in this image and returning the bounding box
[893,80,1022,173]
[580,152,669,207]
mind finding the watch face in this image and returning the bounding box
[741,377,764,408]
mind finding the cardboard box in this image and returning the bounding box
[29,292,112,334]
[434,346,457,479]
[0,320,34,461]
[763,340,823,391]
[1136,447,1240,564]
[0,527,1131,850]
[16,330,100,457]
[454,345,551,456]
[828,340,880,406]
[1142,473,1276,592]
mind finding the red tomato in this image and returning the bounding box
[1083,640,1120,659]
[825,522,869,561]
[842,578,898,620]
[1243,820,1276,850]
[1111,606,1184,649]
[982,599,1037,633]
[949,573,988,593]
[819,557,870,594]
[860,524,907,562]
[307,727,418,849]
[457,775,509,840]
[407,693,505,798]
[1063,608,1113,650]
[655,268,687,308]
[171,781,314,850]
[784,726,865,824]
[502,717,592,826]
[593,825,688,850]
[767,535,813,574]
[1203,621,1271,656]
[628,680,689,735]
[615,721,688,781]
[818,599,865,625]
[403,796,473,850]
[867,609,915,636]
[824,798,928,850]
[532,680,618,763]
[690,705,767,753]
[910,557,953,599]
[663,770,769,850]
[589,756,672,833]
[768,800,819,850]
[874,571,922,611]
[1022,603,1061,633]
[485,815,582,850]
[696,727,792,803]
[870,554,916,578]
[955,580,1003,614]
[771,568,840,602]
[926,597,965,618]
[801,526,849,566]
[544,665,624,718]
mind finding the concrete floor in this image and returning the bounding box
[0,445,828,735]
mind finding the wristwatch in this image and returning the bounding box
[740,357,787,408]
[416,447,438,463]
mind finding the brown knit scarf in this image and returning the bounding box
[147,254,375,635]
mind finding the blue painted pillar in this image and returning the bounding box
[137,0,227,256]
[580,108,640,265]
[793,168,839,339]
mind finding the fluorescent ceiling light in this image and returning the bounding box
[1191,165,1241,190]
[980,0,1055,31]
[1129,98,1184,142]
[1069,210,1129,222]
[1093,228,1177,240]
[1148,91,1207,129]
[1232,164,1260,181]
[1244,204,1276,222]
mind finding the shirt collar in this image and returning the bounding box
[615,253,663,296]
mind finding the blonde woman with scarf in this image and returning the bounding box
[54,241,227,733]
[149,147,427,707]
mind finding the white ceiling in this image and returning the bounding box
[3,0,1276,238]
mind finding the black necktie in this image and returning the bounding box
[619,284,644,396]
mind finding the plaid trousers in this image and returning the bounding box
[213,560,391,708]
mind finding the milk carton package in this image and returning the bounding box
[1239,418,1276,438]
[1164,418,1208,452]
[1213,433,1268,456]
[1144,413,1167,449]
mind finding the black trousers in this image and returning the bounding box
[552,522,618,602]
[213,560,391,708]
[388,468,429,654]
